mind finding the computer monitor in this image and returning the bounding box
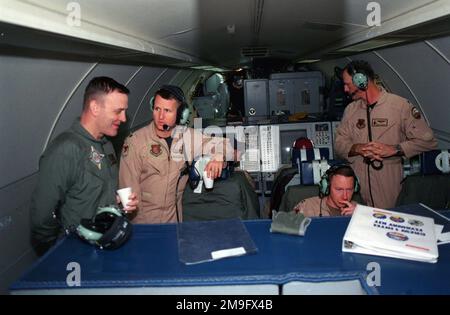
[279,129,308,165]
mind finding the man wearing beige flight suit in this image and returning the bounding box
[335,60,437,209]
[119,85,231,223]
[293,165,359,217]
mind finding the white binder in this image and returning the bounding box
[342,205,439,263]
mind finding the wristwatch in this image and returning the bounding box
[395,144,404,156]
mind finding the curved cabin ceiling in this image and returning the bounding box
[0,0,449,69]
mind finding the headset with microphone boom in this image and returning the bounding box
[150,85,190,130]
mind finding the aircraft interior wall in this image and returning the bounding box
[314,33,450,148]
[0,49,207,293]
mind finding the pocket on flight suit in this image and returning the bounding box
[81,161,105,194]
[141,191,161,210]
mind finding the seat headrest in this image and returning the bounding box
[420,150,450,175]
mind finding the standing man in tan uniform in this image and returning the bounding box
[335,60,437,209]
[293,165,359,217]
[119,85,229,223]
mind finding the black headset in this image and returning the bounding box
[76,206,132,250]
[150,85,190,125]
[188,159,233,190]
[319,164,360,197]
[346,61,369,91]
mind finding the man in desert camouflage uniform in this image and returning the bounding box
[119,85,232,223]
[335,60,437,209]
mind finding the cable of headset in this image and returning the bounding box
[365,98,383,170]
[319,197,323,217]
[175,134,192,223]
[175,163,190,223]
[364,90,381,207]
[366,163,376,207]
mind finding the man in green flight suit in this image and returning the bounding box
[30,77,138,255]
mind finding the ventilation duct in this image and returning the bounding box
[241,46,270,57]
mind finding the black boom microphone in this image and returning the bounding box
[163,124,170,131]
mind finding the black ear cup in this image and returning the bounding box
[97,216,132,250]
[176,102,190,125]
[188,161,201,189]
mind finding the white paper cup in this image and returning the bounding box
[117,187,132,208]
[203,171,214,189]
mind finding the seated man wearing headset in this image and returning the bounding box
[119,85,232,224]
[293,165,360,217]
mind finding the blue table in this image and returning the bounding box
[10,204,450,295]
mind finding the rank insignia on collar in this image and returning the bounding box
[150,144,162,157]
[89,146,104,170]
[356,119,366,129]
[411,107,421,119]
